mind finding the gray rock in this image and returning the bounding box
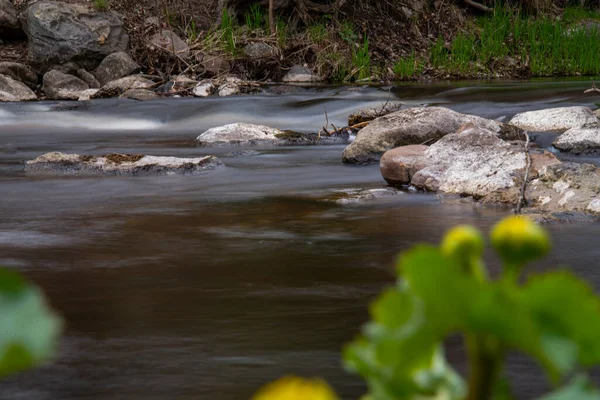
[410,126,528,197]
[93,75,155,97]
[42,69,89,100]
[77,88,99,101]
[199,54,229,76]
[0,74,37,101]
[120,88,158,101]
[0,62,37,89]
[0,0,20,32]
[197,123,282,146]
[76,69,101,88]
[348,102,403,126]
[94,51,140,86]
[244,42,274,58]
[171,75,197,92]
[196,123,350,146]
[342,106,502,164]
[527,162,600,215]
[151,29,189,58]
[282,65,321,83]
[508,106,598,132]
[378,124,563,209]
[25,2,129,64]
[218,82,240,96]
[193,80,214,97]
[25,152,223,175]
[553,123,600,154]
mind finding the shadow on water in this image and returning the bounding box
[1,81,600,399]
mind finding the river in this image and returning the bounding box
[1,80,600,399]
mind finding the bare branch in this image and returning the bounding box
[464,0,493,13]
[516,131,531,214]
[584,80,600,94]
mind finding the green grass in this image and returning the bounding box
[339,22,358,44]
[352,35,371,80]
[93,0,108,10]
[429,6,600,77]
[220,8,236,55]
[185,20,201,43]
[394,52,424,79]
[245,4,266,31]
[563,5,600,24]
[275,18,288,47]
[308,21,328,43]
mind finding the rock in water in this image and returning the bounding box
[197,123,282,146]
[93,75,155,98]
[0,74,37,101]
[282,65,321,83]
[410,126,527,196]
[193,81,214,97]
[553,123,600,154]
[120,88,158,101]
[218,83,240,96]
[508,106,598,132]
[25,2,129,64]
[42,70,89,100]
[196,123,350,146]
[25,152,223,175]
[380,145,429,186]
[94,52,140,86]
[76,69,101,89]
[527,162,600,215]
[342,106,502,164]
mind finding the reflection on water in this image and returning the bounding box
[1,81,600,399]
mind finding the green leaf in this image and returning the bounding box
[521,271,600,368]
[0,267,62,378]
[538,374,600,400]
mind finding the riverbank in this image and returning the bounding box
[2,0,600,103]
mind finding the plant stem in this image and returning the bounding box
[466,336,502,400]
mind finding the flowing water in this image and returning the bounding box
[1,80,600,400]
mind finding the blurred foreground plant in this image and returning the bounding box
[254,216,600,400]
[0,267,61,378]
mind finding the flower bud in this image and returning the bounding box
[491,216,550,268]
[441,225,486,280]
[252,376,339,400]
[441,225,485,261]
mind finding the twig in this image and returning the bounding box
[584,80,600,94]
[464,0,493,12]
[348,121,370,130]
[516,131,531,214]
[377,88,392,117]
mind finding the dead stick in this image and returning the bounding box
[516,131,531,214]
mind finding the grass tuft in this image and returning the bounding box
[93,0,108,11]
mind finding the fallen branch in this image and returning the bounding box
[516,131,531,214]
[584,80,600,94]
[348,121,370,130]
[464,0,493,12]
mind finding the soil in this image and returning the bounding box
[0,0,557,83]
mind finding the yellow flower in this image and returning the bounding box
[441,225,484,261]
[491,215,550,267]
[441,225,487,281]
[252,376,339,400]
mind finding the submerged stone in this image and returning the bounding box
[25,152,222,175]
